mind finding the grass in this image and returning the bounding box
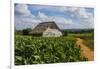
[67,33,94,51]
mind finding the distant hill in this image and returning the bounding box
[61,29,94,33]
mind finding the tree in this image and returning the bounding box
[22,28,32,35]
[63,30,68,36]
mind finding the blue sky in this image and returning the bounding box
[15,3,94,30]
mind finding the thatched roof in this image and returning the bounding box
[30,21,61,34]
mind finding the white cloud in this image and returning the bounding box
[59,7,78,12]
[37,11,52,22]
[77,8,94,29]
[40,12,71,22]
[52,16,72,24]
[59,7,91,19]
[37,11,72,25]
[15,10,73,29]
[15,4,94,30]
[58,7,94,29]
[52,7,94,28]
[76,8,89,19]
[15,4,31,16]
[66,7,94,29]
[15,4,42,29]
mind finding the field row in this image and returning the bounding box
[15,35,87,65]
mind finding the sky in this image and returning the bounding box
[15,3,94,30]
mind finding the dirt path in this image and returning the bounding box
[76,38,94,61]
